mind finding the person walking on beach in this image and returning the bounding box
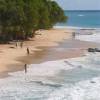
[27,47,30,55]
[24,64,27,73]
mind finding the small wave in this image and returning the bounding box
[76,33,100,43]
[53,26,82,29]
[29,80,62,88]
[54,26,100,30]
[78,14,84,17]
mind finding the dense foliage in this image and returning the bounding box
[0,0,67,42]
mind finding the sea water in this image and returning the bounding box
[56,10,100,28]
[0,55,100,100]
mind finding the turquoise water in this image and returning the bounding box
[56,10,100,28]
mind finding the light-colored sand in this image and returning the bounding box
[0,29,72,74]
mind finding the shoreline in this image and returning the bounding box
[0,28,99,78]
[54,26,100,30]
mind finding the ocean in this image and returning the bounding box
[1,55,100,100]
[56,10,100,28]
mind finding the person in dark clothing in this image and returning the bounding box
[24,64,27,73]
[27,47,30,54]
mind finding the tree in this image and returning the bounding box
[0,0,67,43]
[48,1,67,25]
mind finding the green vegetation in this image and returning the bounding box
[0,0,67,43]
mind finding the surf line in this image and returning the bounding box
[64,61,82,68]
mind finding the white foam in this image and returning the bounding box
[10,60,73,77]
[46,77,100,100]
[0,59,75,100]
[76,33,100,43]
[53,26,83,29]
[53,26,100,30]
[0,55,100,99]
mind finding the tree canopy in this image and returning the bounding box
[0,0,67,42]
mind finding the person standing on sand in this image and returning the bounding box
[27,47,30,55]
[24,64,27,73]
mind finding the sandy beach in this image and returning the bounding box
[0,28,99,78]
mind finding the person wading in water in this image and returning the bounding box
[24,64,27,73]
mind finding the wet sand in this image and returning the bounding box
[18,39,99,64]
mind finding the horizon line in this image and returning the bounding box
[64,10,100,11]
